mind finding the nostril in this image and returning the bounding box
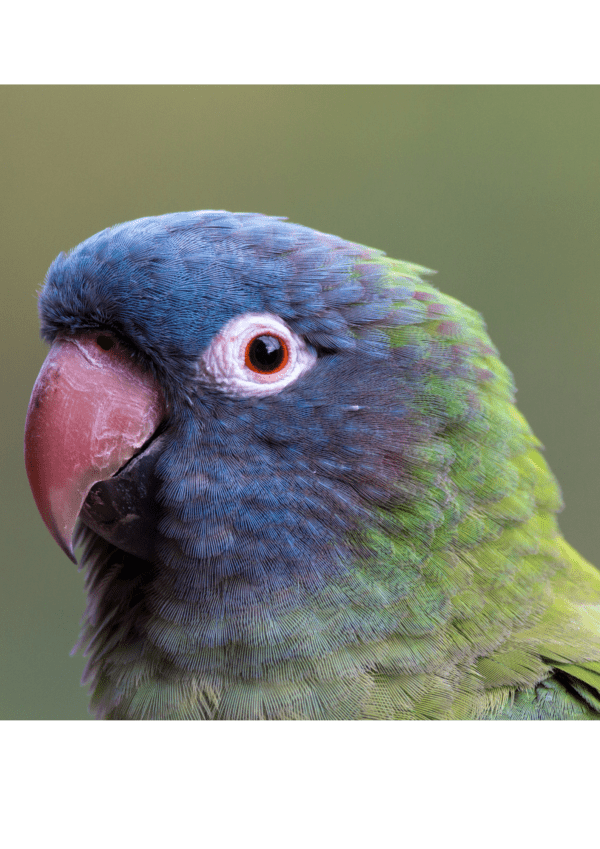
[96,334,115,351]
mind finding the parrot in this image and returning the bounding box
[24,210,600,720]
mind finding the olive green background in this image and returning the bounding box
[1,86,598,719]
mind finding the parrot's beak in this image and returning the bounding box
[24,332,165,563]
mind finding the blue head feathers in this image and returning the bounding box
[40,211,417,405]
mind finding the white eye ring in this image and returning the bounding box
[199,313,317,398]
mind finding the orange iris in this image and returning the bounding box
[244,334,289,374]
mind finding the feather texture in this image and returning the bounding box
[32,211,600,719]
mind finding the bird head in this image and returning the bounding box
[25,211,428,580]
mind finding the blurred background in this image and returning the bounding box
[1,86,598,719]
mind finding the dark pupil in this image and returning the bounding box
[248,335,284,372]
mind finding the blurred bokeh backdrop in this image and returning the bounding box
[1,86,598,719]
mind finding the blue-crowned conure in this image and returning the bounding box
[24,211,600,719]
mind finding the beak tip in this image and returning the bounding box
[45,518,78,564]
[61,541,78,566]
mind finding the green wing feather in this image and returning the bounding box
[361,257,600,719]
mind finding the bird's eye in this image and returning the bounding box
[200,313,316,398]
[245,334,289,374]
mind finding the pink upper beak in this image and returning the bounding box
[24,332,165,562]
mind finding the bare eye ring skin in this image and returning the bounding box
[200,313,317,398]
